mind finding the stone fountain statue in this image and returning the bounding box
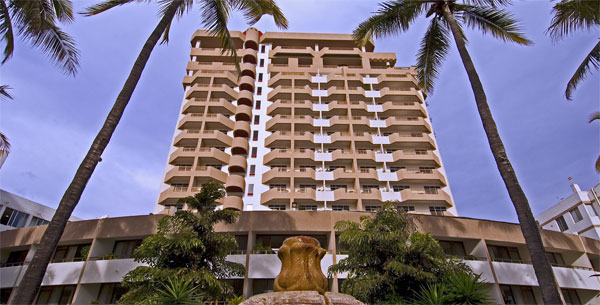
[240,236,364,305]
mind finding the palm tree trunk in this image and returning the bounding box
[441,4,564,305]
[8,1,182,304]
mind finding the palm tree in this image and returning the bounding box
[354,1,563,304]
[0,85,12,158]
[0,0,79,74]
[547,0,599,100]
[8,1,287,304]
[590,112,600,173]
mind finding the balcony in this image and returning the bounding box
[388,133,435,149]
[396,169,447,186]
[178,113,234,130]
[233,120,251,138]
[231,137,249,155]
[226,174,245,193]
[240,62,256,78]
[198,130,232,147]
[383,116,432,133]
[185,83,238,100]
[263,148,315,164]
[183,69,237,88]
[234,104,252,122]
[223,195,243,211]
[390,150,441,166]
[261,188,291,205]
[237,90,253,107]
[400,189,452,206]
[228,155,247,173]
[267,99,313,116]
[181,98,235,115]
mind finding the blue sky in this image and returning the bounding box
[1,0,598,222]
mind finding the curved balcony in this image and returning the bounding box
[400,189,453,206]
[226,174,245,193]
[233,121,251,138]
[359,188,381,200]
[244,28,259,50]
[235,104,252,122]
[260,188,291,205]
[391,150,441,167]
[397,169,447,186]
[332,168,357,180]
[241,48,258,64]
[262,168,292,184]
[223,195,243,211]
[231,137,249,155]
[199,130,232,147]
[356,168,379,180]
[333,188,358,201]
[293,188,317,200]
[168,146,198,164]
[239,75,255,92]
[238,90,253,107]
[228,155,248,173]
[187,147,230,165]
[240,62,256,78]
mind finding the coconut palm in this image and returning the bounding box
[354,1,562,304]
[8,1,287,304]
[0,85,12,155]
[590,112,600,173]
[547,0,599,100]
[0,0,79,75]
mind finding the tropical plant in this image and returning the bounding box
[590,112,600,173]
[414,272,490,305]
[0,0,79,74]
[156,277,203,305]
[328,202,470,303]
[227,295,245,305]
[118,181,244,305]
[8,1,287,304]
[354,1,563,304]
[547,0,599,100]
[0,85,11,163]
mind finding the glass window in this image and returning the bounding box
[332,205,349,211]
[429,206,446,216]
[562,289,581,305]
[1,288,12,304]
[0,208,30,228]
[97,283,128,304]
[488,245,521,262]
[586,204,599,216]
[247,184,254,196]
[249,165,256,176]
[400,206,415,212]
[30,216,50,227]
[330,185,346,191]
[299,205,317,211]
[546,252,565,266]
[258,73,263,82]
[52,244,91,262]
[256,87,262,95]
[255,100,261,110]
[5,249,28,266]
[392,185,409,192]
[569,207,583,223]
[260,45,266,53]
[35,285,76,305]
[556,216,569,232]
[268,205,286,211]
[424,186,441,194]
[253,130,259,140]
[365,205,379,212]
[254,115,260,124]
[251,147,257,158]
[439,240,466,257]
[113,240,143,259]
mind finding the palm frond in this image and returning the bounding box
[231,0,288,29]
[81,0,143,17]
[547,0,600,40]
[10,0,43,33]
[201,0,239,67]
[589,111,600,123]
[0,132,10,152]
[565,41,599,100]
[51,0,75,23]
[463,0,512,6]
[456,4,532,45]
[0,84,12,100]
[353,0,428,46]
[0,0,14,63]
[596,155,600,174]
[31,20,79,75]
[416,17,450,94]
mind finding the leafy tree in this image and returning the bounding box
[119,181,244,305]
[328,202,470,304]
[9,1,287,303]
[414,272,490,305]
[547,0,599,100]
[354,1,563,303]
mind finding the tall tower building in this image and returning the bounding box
[156,28,456,216]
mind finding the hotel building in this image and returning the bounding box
[1,29,599,304]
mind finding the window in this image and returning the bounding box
[256,87,262,95]
[299,184,316,190]
[429,206,446,216]
[586,203,599,216]
[1,288,12,304]
[361,185,379,193]
[97,283,128,305]
[260,45,266,53]
[255,100,261,109]
[254,115,260,124]
[251,147,257,158]
[0,208,29,228]
[113,240,142,259]
[487,245,521,262]
[258,73,263,82]
[562,289,581,305]
[332,205,349,211]
[253,130,259,141]
[365,205,380,212]
[269,184,287,191]
[415,149,427,155]
[259,59,264,67]
[569,207,583,223]
[424,186,441,194]
[4,250,28,267]
[389,166,404,172]
[52,244,91,262]
[247,184,254,196]
[249,165,256,176]
[36,285,76,305]
[419,166,435,173]
[400,206,415,212]
[439,240,466,257]
[330,185,347,191]
[556,215,569,232]
[328,165,345,171]
[299,205,317,211]
[392,185,409,192]
[269,205,286,211]
[29,216,49,227]
[546,252,565,267]
[500,285,537,305]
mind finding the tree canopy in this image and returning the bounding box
[120,181,244,305]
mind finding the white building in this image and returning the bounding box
[536,183,600,240]
[0,189,82,231]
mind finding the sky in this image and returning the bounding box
[0,0,598,222]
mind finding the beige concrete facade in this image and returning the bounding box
[1,212,599,304]
[157,28,456,215]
